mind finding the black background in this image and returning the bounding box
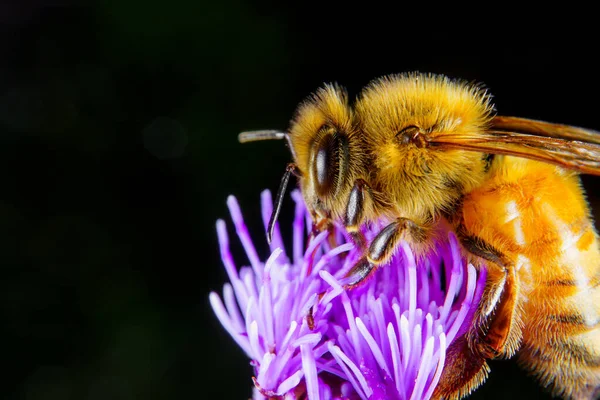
[1,2,598,399]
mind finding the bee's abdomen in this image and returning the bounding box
[462,157,600,398]
[520,220,600,399]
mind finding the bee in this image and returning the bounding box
[239,72,600,399]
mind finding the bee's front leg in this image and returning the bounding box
[342,178,371,251]
[343,216,430,289]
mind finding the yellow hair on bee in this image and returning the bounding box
[358,72,494,137]
[356,72,496,222]
[289,84,353,179]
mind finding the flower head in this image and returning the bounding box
[210,190,487,399]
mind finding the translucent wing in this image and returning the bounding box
[428,116,600,175]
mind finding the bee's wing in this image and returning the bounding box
[428,116,600,175]
[492,116,600,144]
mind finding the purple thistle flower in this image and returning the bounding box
[210,190,487,400]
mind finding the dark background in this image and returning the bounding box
[1,2,598,399]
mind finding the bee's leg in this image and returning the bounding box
[307,179,372,329]
[458,229,521,359]
[435,231,519,399]
[432,335,490,400]
[343,217,428,289]
[306,177,370,250]
[343,178,370,251]
[309,216,334,242]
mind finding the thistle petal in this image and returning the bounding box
[211,191,487,399]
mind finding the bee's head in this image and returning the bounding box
[288,84,367,220]
[238,84,365,241]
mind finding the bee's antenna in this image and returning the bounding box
[268,163,296,244]
[238,130,287,143]
[239,129,297,162]
[240,130,298,242]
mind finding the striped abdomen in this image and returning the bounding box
[462,156,600,399]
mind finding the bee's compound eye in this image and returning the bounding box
[314,132,342,196]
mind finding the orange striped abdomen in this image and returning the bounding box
[461,156,600,399]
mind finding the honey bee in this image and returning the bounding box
[239,72,600,399]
